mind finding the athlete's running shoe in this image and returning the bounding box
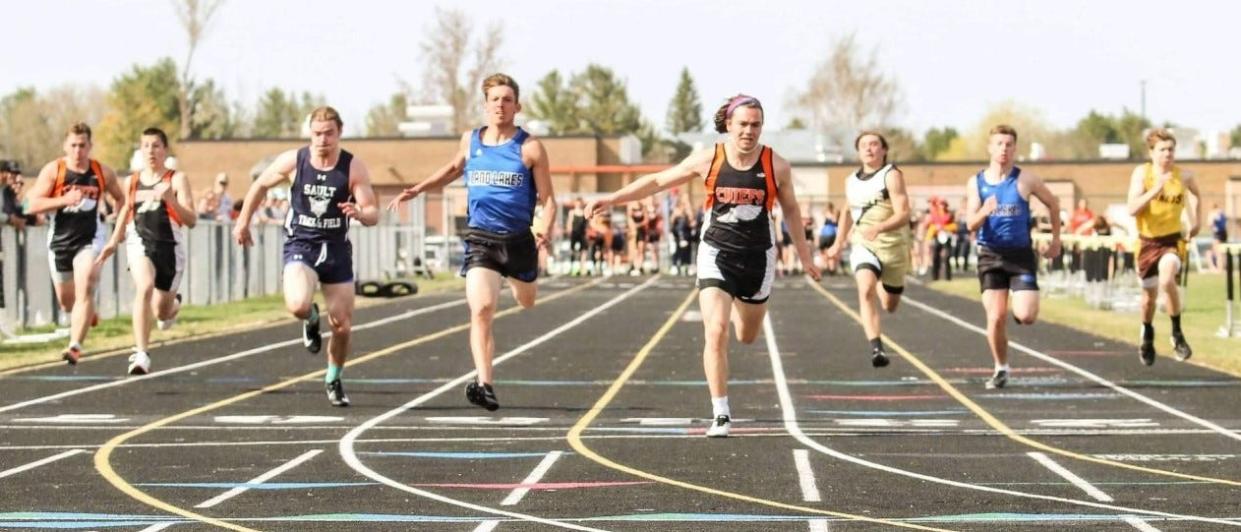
[871,346,890,368]
[326,379,350,407]
[1171,334,1192,362]
[303,303,322,354]
[61,346,83,365]
[1139,338,1156,366]
[705,415,732,438]
[157,294,182,331]
[984,369,1008,390]
[127,351,151,375]
[465,381,499,411]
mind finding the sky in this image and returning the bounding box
[4,0,1239,138]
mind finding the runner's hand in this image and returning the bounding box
[61,188,84,208]
[824,243,842,261]
[340,201,361,219]
[233,223,253,247]
[584,198,611,219]
[153,181,174,201]
[802,257,822,282]
[535,233,551,251]
[94,241,118,269]
[1043,237,1062,259]
[979,195,998,216]
[386,187,420,211]
[861,226,880,242]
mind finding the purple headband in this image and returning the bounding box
[725,96,761,118]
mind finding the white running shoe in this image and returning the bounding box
[705,415,732,438]
[127,351,151,375]
[156,318,176,331]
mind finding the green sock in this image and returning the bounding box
[325,363,342,383]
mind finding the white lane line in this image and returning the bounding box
[137,523,177,532]
[0,299,465,414]
[0,449,87,479]
[1027,452,1113,502]
[902,295,1241,442]
[340,276,659,532]
[472,521,501,532]
[761,313,1241,527]
[794,449,830,532]
[193,449,322,509]
[1122,516,1162,531]
[793,449,822,502]
[502,451,564,505]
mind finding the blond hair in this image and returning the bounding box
[482,73,520,100]
[308,106,343,131]
[1145,128,1176,149]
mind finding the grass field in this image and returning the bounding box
[925,272,1241,377]
[0,274,464,371]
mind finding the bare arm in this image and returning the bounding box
[965,176,993,233]
[1183,171,1201,237]
[1025,171,1062,257]
[234,150,296,245]
[586,148,712,217]
[102,174,133,248]
[171,172,198,228]
[1127,165,1163,216]
[525,138,557,244]
[24,161,76,215]
[773,156,820,280]
[387,133,470,211]
[343,158,380,226]
[102,164,127,218]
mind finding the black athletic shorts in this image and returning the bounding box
[461,228,538,283]
[976,245,1039,292]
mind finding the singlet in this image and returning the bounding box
[570,209,588,235]
[974,166,1031,249]
[286,147,353,243]
[1136,163,1187,239]
[700,144,778,252]
[49,159,107,251]
[845,164,911,252]
[819,216,838,238]
[127,170,183,244]
[464,127,536,234]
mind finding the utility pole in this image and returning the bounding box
[1140,80,1147,122]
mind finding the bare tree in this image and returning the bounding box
[419,7,503,134]
[793,34,901,147]
[172,0,225,139]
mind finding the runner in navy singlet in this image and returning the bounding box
[387,74,556,412]
[586,94,820,438]
[25,122,127,365]
[964,125,1062,389]
[234,107,379,407]
[95,128,197,375]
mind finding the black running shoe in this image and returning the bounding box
[303,303,322,354]
[871,346,890,368]
[326,379,350,407]
[985,369,1008,390]
[465,381,500,411]
[1171,334,1192,362]
[1139,339,1156,366]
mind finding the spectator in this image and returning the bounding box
[214,173,233,221]
[1069,198,1095,234]
[197,190,220,221]
[0,160,27,230]
[1207,203,1228,273]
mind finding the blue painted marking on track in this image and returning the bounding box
[806,409,968,417]
[359,451,553,459]
[136,482,375,490]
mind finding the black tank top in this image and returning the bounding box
[50,159,105,251]
[128,170,180,244]
[570,210,587,234]
[701,144,778,252]
[287,147,353,243]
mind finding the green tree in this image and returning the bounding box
[1115,109,1152,158]
[883,128,925,163]
[252,89,323,138]
[189,79,237,139]
[665,67,702,135]
[365,92,409,137]
[0,85,107,169]
[785,117,808,130]
[527,70,579,134]
[923,127,958,160]
[570,64,642,136]
[96,59,182,167]
[1230,124,1241,150]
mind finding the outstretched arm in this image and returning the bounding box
[387,132,470,211]
[585,148,713,217]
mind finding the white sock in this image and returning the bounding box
[69,342,81,350]
[711,396,730,418]
[996,363,1010,372]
